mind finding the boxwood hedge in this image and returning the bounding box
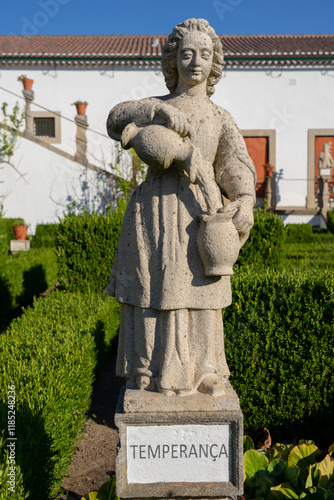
[0,248,58,323]
[225,267,334,448]
[56,200,126,293]
[0,291,120,500]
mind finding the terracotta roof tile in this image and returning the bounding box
[0,34,333,67]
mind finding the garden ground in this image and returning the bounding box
[60,352,124,499]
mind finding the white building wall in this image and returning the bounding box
[1,64,333,228]
[1,135,115,233]
[214,67,334,207]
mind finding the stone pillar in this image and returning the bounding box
[22,90,34,139]
[74,115,88,166]
[265,174,272,210]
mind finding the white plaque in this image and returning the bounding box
[127,424,231,484]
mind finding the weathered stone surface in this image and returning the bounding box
[106,18,256,397]
[10,239,30,253]
[123,383,240,414]
[106,17,256,498]
[115,389,243,499]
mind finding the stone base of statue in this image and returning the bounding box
[114,384,243,499]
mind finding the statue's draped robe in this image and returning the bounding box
[106,97,256,394]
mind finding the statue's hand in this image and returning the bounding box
[154,103,190,138]
[226,195,254,235]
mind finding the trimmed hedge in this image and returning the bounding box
[328,210,334,234]
[0,218,25,256]
[285,223,334,244]
[0,291,120,500]
[0,248,58,323]
[224,267,334,448]
[1,218,24,242]
[0,219,7,256]
[285,223,313,242]
[283,240,334,271]
[31,223,58,248]
[56,200,126,293]
[238,206,286,268]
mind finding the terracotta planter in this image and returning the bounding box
[22,78,34,90]
[75,103,88,115]
[264,163,274,177]
[13,225,28,241]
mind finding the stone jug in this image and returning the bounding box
[121,122,185,170]
[197,210,240,277]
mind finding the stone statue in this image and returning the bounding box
[106,18,256,397]
[317,142,334,213]
[318,143,333,172]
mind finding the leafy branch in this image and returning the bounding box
[0,102,27,183]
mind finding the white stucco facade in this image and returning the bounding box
[1,59,333,232]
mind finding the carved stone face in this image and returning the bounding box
[177,31,213,88]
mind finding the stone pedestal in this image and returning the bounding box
[115,384,243,499]
[10,240,30,253]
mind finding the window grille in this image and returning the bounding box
[33,117,55,138]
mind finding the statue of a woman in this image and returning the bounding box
[106,18,256,397]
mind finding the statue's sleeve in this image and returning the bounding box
[214,110,257,202]
[107,98,160,141]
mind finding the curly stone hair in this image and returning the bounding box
[162,18,224,97]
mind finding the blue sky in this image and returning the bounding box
[1,0,334,36]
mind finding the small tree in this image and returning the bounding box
[0,102,25,162]
[0,102,26,185]
[111,144,147,202]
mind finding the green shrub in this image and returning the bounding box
[0,431,27,500]
[243,436,334,500]
[56,200,126,293]
[282,240,334,271]
[0,248,58,323]
[327,211,334,235]
[285,223,314,242]
[31,223,58,248]
[224,267,334,448]
[0,219,8,256]
[1,218,24,243]
[238,205,286,269]
[0,291,120,500]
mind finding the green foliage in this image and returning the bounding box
[224,267,334,447]
[0,219,7,256]
[238,204,286,268]
[56,200,126,293]
[82,475,119,500]
[285,223,314,243]
[0,217,24,245]
[282,240,334,271]
[31,223,58,248]
[327,211,334,235]
[285,224,334,244]
[243,438,334,500]
[0,291,120,500]
[0,102,24,162]
[0,248,58,323]
[111,146,147,201]
[0,431,27,500]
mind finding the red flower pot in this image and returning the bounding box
[13,225,28,240]
[75,103,87,115]
[22,78,34,90]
